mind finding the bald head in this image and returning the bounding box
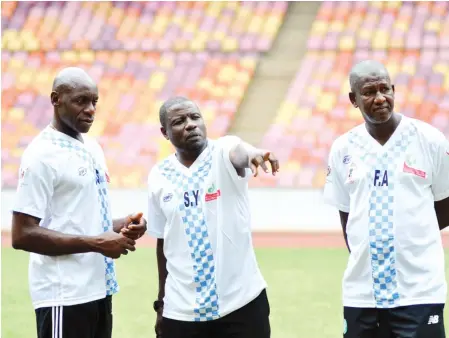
[158,96,207,154]
[159,96,198,128]
[348,60,395,125]
[52,67,96,93]
[50,67,99,136]
[349,60,390,93]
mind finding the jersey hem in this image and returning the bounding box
[162,285,267,322]
[32,291,107,310]
[147,229,164,239]
[323,197,350,213]
[434,188,449,202]
[343,297,447,308]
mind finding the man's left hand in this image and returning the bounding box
[248,149,279,177]
[121,212,147,240]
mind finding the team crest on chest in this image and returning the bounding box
[205,183,221,202]
[402,153,426,179]
[78,167,87,176]
[163,193,173,202]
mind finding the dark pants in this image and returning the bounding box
[344,304,445,338]
[35,296,113,338]
[162,289,271,338]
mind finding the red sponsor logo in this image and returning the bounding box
[403,162,426,179]
[205,189,221,202]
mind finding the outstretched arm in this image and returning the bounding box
[229,140,279,177]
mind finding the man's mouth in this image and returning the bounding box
[374,106,389,113]
[186,133,200,140]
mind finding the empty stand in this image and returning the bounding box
[1,1,288,188]
[307,1,449,51]
[1,1,287,52]
[1,50,260,188]
[3,1,448,189]
[262,1,449,188]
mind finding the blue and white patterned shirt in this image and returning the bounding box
[147,136,267,322]
[324,115,449,308]
[13,126,113,309]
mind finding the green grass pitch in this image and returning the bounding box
[2,248,448,337]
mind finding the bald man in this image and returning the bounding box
[11,67,147,338]
[324,60,449,337]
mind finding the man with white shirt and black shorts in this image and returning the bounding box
[324,60,449,338]
[11,67,147,338]
[147,96,278,338]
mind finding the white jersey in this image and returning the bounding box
[12,126,119,309]
[324,115,449,308]
[147,136,267,322]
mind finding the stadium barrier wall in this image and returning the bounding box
[3,189,448,233]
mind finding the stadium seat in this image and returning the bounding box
[1,0,290,187]
[4,1,448,190]
[1,49,260,188]
[256,1,449,188]
[2,1,287,53]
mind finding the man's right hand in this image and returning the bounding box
[155,312,163,337]
[95,231,136,259]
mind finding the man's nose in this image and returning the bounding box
[374,92,386,104]
[185,118,197,130]
[84,102,95,115]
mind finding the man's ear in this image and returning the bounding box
[160,127,169,140]
[349,92,357,108]
[50,91,60,107]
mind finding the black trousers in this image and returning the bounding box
[35,296,113,338]
[344,303,445,338]
[162,289,271,338]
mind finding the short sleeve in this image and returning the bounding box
[87,138,108,170]
[12,157,56,219]
[323,140,350,212]
[432,132,449,201]
[94,142,108,170]
[147,169,167,239]
[217,135,252,184]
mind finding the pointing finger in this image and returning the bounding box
[259,160,269,173]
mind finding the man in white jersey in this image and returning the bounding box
[324,60,449,338]
[11,67,147,338]
[147,96,278,338]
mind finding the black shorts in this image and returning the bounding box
[35,296,113,338]
[162,289,271,338]
[343,303,445,338]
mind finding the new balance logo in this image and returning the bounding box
[428,315,439,325]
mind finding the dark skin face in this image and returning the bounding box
[349,72,400,145]
[50,83,98,142]
[160,101,207,167]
